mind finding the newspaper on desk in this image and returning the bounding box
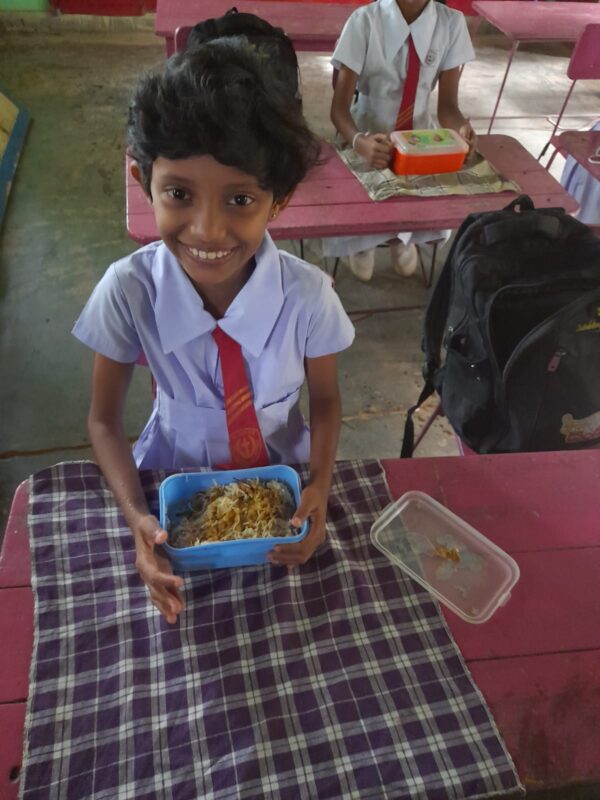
[336,143,521,201]
[21,460,524,800]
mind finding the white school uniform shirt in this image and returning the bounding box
[72,234,355,469]
[323,0,475,257]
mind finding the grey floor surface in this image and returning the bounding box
[0,14,598,538]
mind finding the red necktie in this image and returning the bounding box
[395,34,420,131]
[212,326,270,469]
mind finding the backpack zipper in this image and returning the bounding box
[547,348,567,372]
[501,288,599,382]
[487,280,599,382]
[487,285,600,447]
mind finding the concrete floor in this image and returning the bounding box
[0,13,598,537]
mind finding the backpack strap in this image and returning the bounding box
[400,212,477,458]
[400,382,437,458]
[420,194,537,374]
[482,214,562,246]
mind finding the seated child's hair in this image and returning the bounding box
[186,8,301,103]
[128,37,321,201]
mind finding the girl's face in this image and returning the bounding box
[143,154,281,302]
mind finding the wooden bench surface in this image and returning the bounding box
[553,130,600,182]
[472,0,600,42]
[155,0,360,54]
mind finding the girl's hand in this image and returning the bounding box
[355,133,393,170]
[134,514,184,624]
[459,120,478,156]
[268,484,328,568]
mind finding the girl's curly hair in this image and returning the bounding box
[128,37,321,201]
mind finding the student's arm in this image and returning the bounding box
[331,64,393,169]
[88,353,184,623]
[437,67,477,154]
[268,354,341,567]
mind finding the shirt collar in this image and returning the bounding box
[153,233,284,357]
[380,0,438,65]
[216,233,284,358]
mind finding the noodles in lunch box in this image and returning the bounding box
[168,479,297,547]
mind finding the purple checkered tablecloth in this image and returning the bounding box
[21,460,523,800]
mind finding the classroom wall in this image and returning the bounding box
[0,0,50,9]
[0,0,155,11]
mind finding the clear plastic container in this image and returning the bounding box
[390,128,468,175]
[370,491,520,623]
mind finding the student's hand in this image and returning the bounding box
[459,120,478,156]
[355,133,393,170]
[267,484,328,568]
[134,514,184,624]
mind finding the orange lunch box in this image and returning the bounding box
[390,128,468,175]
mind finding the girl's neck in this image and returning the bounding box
[395,0,430,25]
[192,259,255,320]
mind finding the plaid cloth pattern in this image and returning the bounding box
[21,460,523,800]
[335,145,520,202]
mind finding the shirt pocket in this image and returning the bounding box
[258,388,302,436]
[157,392,230,467]
[258,388,310,464]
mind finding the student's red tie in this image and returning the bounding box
[212,326,270,469]
[395,34,420,131]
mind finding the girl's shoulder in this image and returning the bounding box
[111,240,165,279]
[340,0,378,35]
[434,3,470,33]
[107,241,176,298]
[277,250,334,297]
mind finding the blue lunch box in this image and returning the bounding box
[159,465,308,570]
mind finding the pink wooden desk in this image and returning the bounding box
[126,135,579,246]
[473,1,600,133]
[549,129,600,181]
[2,450,600,798]
[155,0,359,56]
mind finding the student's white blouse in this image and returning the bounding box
[72,234,354,469]
[332,0,475,134]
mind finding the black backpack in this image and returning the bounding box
[402,195,600,456]
[186,7,301,101]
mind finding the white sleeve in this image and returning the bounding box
[305,272,355,359]
[71,264,143,363]
[331,8,368,77]
[439,13,475,72]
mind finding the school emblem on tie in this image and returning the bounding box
[230,428,265,466]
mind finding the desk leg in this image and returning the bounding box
[487,40,519,134]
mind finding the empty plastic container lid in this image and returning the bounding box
[370,491,520,623]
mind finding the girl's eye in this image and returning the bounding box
[229,194,254,207]
[167,188,189,201]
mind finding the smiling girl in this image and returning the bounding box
[72,39,354,623]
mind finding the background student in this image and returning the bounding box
[326,0,477,281]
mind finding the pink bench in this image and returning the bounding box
[472,0,600,132]
[156,0,361,55]
[547,128,600,179]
